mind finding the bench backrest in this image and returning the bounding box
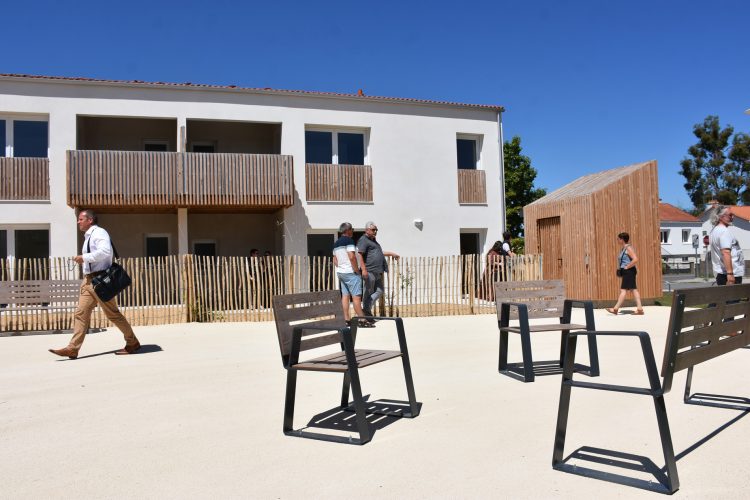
[272,290,347,361]
[0,280,80,305]
[494,279,567,320]
[661,284,750,392]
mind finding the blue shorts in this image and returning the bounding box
[338,272,363,296]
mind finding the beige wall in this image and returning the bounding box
[89,213,279,257]
[77,117,177,151]
[186,120,280,154]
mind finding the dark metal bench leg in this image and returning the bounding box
[347,366,372,444]
[520,327,534,382]
[586,333,600,377]
[553,333,577,466]
[653,393,679,493]
[498,330,509,372]
[283,369,297,435]
[395,320,419,417]
[340,372,351,409]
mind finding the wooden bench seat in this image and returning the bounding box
[496,279,599,382]
[272,290,419,444]
[552,284,750,494]
[0,280,80,332]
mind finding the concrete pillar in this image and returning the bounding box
[178,208,188,255]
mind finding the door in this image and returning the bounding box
[460,232,481,295]
[537,217,562,279]
[307,234,335,291]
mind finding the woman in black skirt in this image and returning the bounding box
[606,232,644,315]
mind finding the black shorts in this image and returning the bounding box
[620,267,637,290]
[716,274,743,285]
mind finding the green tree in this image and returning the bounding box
[680,115,750,208]
[504,136,546,251]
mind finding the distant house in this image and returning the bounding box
[699,204,750,275]
[659,203,701,272]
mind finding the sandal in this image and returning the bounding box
[606,308,619,315]
[634,309,645,315]
[357,319,376,328]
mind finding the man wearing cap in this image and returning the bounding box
[357,221,400,317]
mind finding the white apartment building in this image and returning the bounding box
[0,74,505,260]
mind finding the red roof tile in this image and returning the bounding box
[0,73,504,111]
[659,202,699,222]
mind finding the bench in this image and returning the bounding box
[0,280,80,331]
[552,284,750,494]
[271,290,419,444]
[496,279,600,382]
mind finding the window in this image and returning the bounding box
[682,229,690,243]
[145,235,170,257]
[191,142,215,153]
[15,229,49,258]
[0,121,5,157]
[305,129,366,165]
[0,117,49,158]
[660,230,670,244]
[144,140,169,152]
[457,139,477,170]
[193,241,216,256]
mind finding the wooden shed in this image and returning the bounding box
[523,160,662,302]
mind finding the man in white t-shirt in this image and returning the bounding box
[709,205,745,285]
[333,222,371,326]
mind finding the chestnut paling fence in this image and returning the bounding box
[0,254,543,332]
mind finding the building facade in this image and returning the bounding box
[0,74,505,261]
[658,202,702,272]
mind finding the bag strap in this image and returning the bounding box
[85,228,120,261]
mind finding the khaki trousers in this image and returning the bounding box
[68,276,138,352]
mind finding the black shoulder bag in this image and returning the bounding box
[86,233,132,302]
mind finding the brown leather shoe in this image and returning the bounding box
[49,347,78,359]
[115,342,141,355]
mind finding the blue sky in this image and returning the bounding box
[5,0,748,209]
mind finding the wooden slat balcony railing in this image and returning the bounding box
[67,151,294,209]
[0,157,50,201]
[305,163,373,202]
[183,153,293,207]
[457,169,487,205]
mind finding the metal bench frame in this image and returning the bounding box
[496,279,600,382]
[272,290,419,445]
[553,284,750,494]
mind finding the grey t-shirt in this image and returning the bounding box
[357,236,387,273]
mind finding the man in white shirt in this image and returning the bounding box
[49,209,140,359]
[709,205,745,285]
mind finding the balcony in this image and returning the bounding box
[0,157,50,201]
[305,163,373,203]
[67,151,294,210]
[457,169,487,205]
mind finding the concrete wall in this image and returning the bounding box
[77,116,178,151]
[186,120,280,154]
[0,78,504,258]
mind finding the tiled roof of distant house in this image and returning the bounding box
[0,73,504,111]
[659,202,699,222]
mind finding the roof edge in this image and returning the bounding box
[0,73,505,112]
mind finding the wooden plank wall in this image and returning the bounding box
[591,162,661,300]
[457,169,487,204]
[524,161,661,301]
[305,163,373,202]
[0,157,50,200]
[67,151,294,208]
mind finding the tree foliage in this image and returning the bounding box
[504,136,546,245]
[680,115,750,208]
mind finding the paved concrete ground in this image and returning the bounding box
[1,307,749,498]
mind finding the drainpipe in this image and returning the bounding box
[497,109,506,232]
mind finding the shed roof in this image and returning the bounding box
[527,161,653,206]
[659,202,699,222]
